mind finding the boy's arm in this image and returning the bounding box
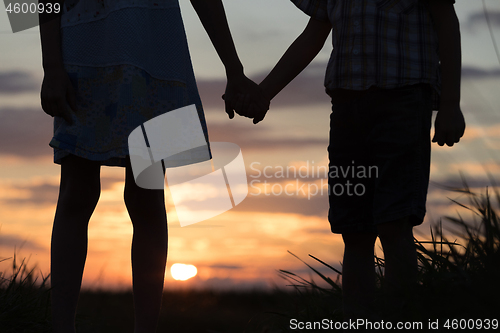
[190,0,268,118]
[256,17,331,123]
[428,1,465,147]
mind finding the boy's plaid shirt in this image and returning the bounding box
[291,0,456,110]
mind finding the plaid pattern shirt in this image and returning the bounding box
[291,0,456,110]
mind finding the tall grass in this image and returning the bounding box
[0,252,52,333]
[414,181,500,320]
[276,181,500,328]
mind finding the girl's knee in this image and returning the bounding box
[123,182,165,213]
[59,155,101,210]
[124,158,165,211]
[124,189,166,230]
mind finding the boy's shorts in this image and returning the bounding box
[327,83,433,234]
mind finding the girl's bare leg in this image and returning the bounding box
[124,158,168,333]
[51,154,101,333]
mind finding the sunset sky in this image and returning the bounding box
[1,0,500,291]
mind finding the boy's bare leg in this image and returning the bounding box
[124,159,168,333]
[341,232,378,320]
[377,216,418,317]
[51,154,101,333]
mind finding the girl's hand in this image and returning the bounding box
[40,67,77,125]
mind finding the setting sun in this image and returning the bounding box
[170,264,198,281]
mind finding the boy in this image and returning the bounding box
[227,0,465,320]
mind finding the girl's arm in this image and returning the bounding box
[39,3,64,72]
[189,0,268,118]
[39,1,77,124]
[254,17,331,123]
[190,0,243,79]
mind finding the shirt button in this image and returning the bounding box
[354,20,360,26]
[353,49,360,55]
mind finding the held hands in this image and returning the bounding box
[432,103,466,147]
[40,67,77,125]
[223,74,270,124]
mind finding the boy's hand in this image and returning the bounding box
[251,84,271,124]
[251,101,269,124]
[40,67,76,125]
[432,104,465,147]
[223,75,270,121]
[225,91,270,124]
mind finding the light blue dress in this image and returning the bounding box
[50,0,210,167]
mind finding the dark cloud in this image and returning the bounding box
[429,177,499,192]
[303,227,332,235]
[464,10,500,31]
[279,265,341,277]
[5,182,59,205]
[0,106,326,160]
[246,166,329,182]
[235,193,329,218]
[0,107,53,158]
[208,264,244,270]
[0,71,39,94]
[230,176,498,219]
[207,122,327,151]
[461,66,500,78]
[1,176,124,206]
[0,234,46,252]
[101,176,125,191]
[188,276,272,291]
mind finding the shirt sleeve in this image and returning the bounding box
[290,0,329,22]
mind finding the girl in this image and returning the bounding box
[39,1,267,332]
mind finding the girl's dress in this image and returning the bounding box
[50,0,210,167]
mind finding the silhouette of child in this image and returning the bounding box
[229,0,465,321]
[39,1,266,332]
